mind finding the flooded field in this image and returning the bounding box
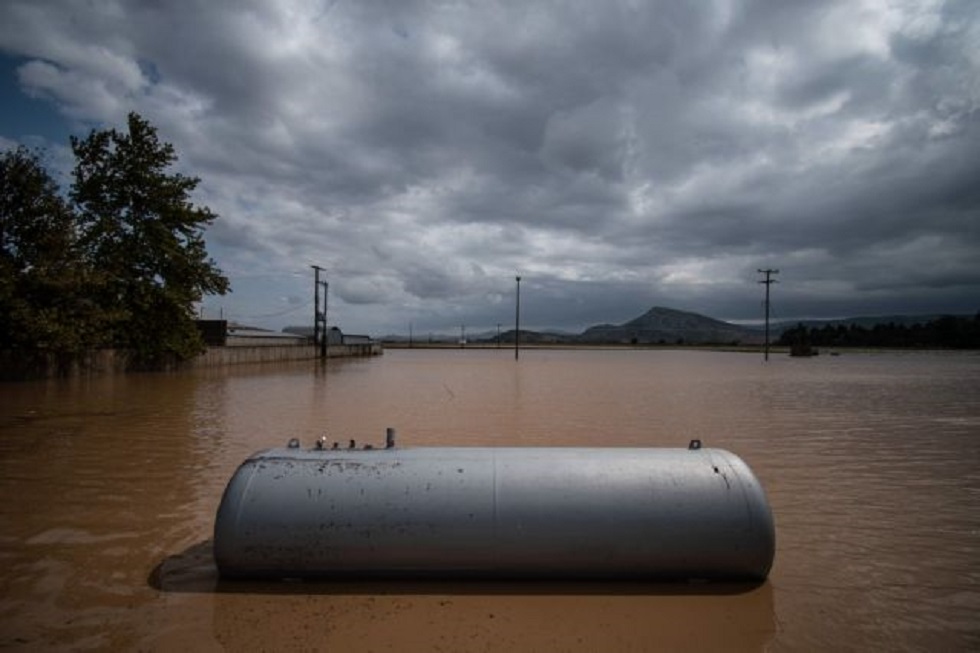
[1,348,978,651]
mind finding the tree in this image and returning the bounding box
[0,147,105,357]
[70,112,230,366]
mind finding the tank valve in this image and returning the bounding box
[287,438,300,449]
[688,439,702,450]
[315,436,327,450]
[348,439,356,449]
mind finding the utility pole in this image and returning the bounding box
[312,265,321,353]
[515,275,522,360]
[321,280,328,359]
[497,323,501,348]
[311,265,328,360]
[758,269,779,361]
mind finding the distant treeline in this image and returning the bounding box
[777,314,980,350]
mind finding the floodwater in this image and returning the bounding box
[1,348,978,651]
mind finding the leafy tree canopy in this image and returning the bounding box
[0,146,105,356]
[0,113,230,369]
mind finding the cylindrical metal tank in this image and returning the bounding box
[214,443,775,580]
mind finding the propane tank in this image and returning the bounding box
[214,434,774,580]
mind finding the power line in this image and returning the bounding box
[229,299,313,320]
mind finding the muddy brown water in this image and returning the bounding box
[1,349,978,651]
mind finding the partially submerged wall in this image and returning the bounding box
[1,349,130,380]
[1,343,382,379]
[184,342,383,368]
[322,343,383,358]
[190,344,317,367]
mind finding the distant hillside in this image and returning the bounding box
[384,307,976,346]
[579,306,764,345]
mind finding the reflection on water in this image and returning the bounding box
[1,349,979,650]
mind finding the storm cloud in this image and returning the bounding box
[1,0,978,334]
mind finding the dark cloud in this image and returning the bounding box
[1,0,978,334]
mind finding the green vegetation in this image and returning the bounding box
[777,315,980,350]
[1,113,229,372]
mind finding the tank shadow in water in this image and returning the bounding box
[154,541,776,651]
[150,540,770,597]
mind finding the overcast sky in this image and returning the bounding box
[1,1,978,336]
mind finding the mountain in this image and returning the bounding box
[387,307,766,345]
[380,307,971,346]
[579,306,764,345]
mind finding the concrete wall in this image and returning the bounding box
[189,345,318,367]
[189,343,383,368]
[1,349,130,380]
[2,342,382,379]
[324,343,383,358]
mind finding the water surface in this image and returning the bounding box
[1,349,978,650]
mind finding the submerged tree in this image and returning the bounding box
[71,112,230,366]
[0,147,105,356]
